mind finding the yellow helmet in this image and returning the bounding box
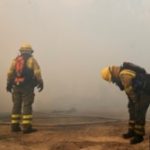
[101,67,112,82]
[19,43,33,53]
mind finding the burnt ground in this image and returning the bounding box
[0,114,150,150]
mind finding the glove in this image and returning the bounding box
[37,79,44,92]
[6,82,12,93]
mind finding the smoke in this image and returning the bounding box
[0,0,150,118]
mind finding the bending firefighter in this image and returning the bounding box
[6,43,44,134]
[101,62,150,144]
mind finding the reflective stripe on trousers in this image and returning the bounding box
[134,124,145,136]
[11,114,21,124]
[22,114,32,125]
[128,120,135,131]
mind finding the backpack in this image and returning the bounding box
[121,62,146,74]
[14,54,33,86]
[122,62,150,95]
[140,74,150,94]
[132,73,150,95]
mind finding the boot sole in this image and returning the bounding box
[130,139,144,144]
[22,130,37,134]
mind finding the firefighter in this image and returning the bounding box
[6,43,44,134]
[101,64,150,144]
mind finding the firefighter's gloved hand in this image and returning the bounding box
[37,79,43,92]
[6,82,12,93]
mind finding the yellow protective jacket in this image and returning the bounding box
[111,66,137,99]
[7,55,42,84]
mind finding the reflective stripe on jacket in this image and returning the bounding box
[119,69,136,97]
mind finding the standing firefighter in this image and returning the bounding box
[101,62,150,144]
[6,43,44,134]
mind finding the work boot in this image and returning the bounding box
[22,125,37,134]
[130,134,144,144]
[23,128,37,134]
[122,130,134,139]
[11,124,21,132]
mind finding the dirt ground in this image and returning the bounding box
[0,115,150,150]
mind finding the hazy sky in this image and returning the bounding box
[0,0,150,117]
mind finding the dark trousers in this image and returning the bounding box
[11,86,34,128]
[128,94,150,135]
